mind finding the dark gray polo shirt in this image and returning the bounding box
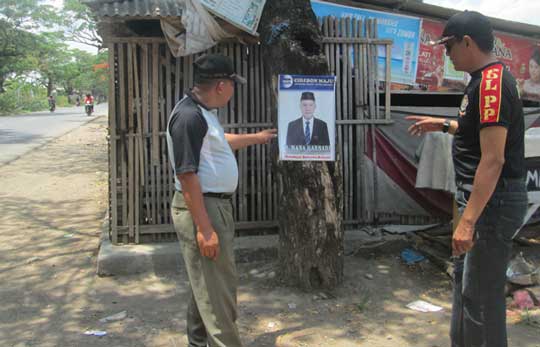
[166,92,238,193]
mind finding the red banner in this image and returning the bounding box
[493,33,540,101]
[414,19,540,101]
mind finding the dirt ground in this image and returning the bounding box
[0,114,539,347]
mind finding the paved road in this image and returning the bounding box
[0,103,107,166]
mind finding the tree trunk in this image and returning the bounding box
[259,0,344,291]
[47,78,53,97]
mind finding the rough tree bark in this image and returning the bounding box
[259,0,344,291]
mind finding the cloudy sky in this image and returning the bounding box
[424,0,540,26]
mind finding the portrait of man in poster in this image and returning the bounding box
[286,91,330,147]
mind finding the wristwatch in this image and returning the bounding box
[442,120,451,133]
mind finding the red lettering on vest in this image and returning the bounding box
[479,64,503,123]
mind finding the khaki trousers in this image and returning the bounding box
[171,191,242,347]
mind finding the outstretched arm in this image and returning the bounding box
[406,116,458,136]
[225,129,277,150]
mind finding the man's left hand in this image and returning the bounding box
[256,129,277,144]
[452,219,475,256]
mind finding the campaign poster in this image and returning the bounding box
[278,75,336,161]
[311,0,422,86]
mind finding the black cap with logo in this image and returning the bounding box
[431,10,494,51]
[194,54,246,85]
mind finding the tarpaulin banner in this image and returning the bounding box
[415,19,540,101]
[311,0,422,86]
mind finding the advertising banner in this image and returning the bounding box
[415,19,540,101]
[493,34,540,102]
[415,19,467,92]
[311,0,422,86]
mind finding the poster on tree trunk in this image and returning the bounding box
[278,74,336,161]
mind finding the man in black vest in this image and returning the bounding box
[286,91,330,146]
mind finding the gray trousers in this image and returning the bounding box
[171,192,242,347]
[451,179,527,347]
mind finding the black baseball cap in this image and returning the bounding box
[301,91,315,101]
[431,10,494,50]
[194,54,246,84]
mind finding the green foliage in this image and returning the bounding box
[0,0,107,115]
[0,79,48,115]
[62,0,102,49]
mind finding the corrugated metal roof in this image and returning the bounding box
[83,0,184,18]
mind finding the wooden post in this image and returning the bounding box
[108,43,118,244]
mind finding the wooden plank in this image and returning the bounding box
[341,17,350,220]
[353,19,362,223]
[108,37,167,44]
[151,43,160,224]
[228,44,244,221]
[236,44,250,223]
[126,220,280,235]
[157,44,165,225]
[347,18,354,221]
[263,57,273,220]
[151,44,160,165]
[334,18,344,220]
[165,47,173,224]
[254,45,265,220]
[132,43,143,243]
[127,43,135,241]
[160,100,168,225]
[141,43,151,227]
[360,22,369,222]
[369,20,379,221]
[118,43,128,243]
[108,43,118,244]
[253,45,262,221]
[323,17,331,72]
[175,57,181,102]
[322,37,392,45]
[239,44,248,222]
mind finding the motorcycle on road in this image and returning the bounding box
[85,100,94,116]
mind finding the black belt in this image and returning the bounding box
[203,192,234,200]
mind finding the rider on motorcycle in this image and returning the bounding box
[84,93,94,115]
[48,95,56,112]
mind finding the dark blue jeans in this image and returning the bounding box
[451,178,527,347]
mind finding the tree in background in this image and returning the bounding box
[0,19,38,93]
[0,0,60,93]
[62,0,102,50]
[0,0,106,114]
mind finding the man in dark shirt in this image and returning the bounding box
[167,54,276,347]
[406,11,527,347]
